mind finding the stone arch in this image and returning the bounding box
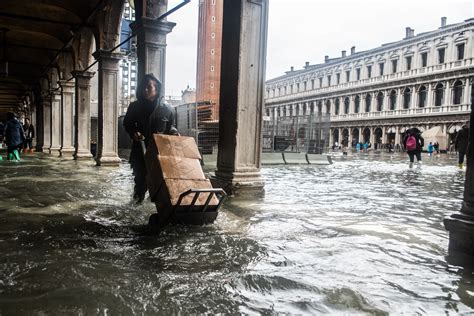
[93,0,126,51]
[335,98,340,115]
[333,129,339,143]
[403,87,411,109]
[325,99,331,114]
[389,89,397,110]
[365,94,371,112]
[354,95,360,113]
[342,128,349,147]
[374,127,383,147]
[72,28,95,71]
[363,127,371,142]
[434,82,444,106]
[351,127,360,145]
[377,92,384,111]
[344,97,350,114]
[418,85,428,108]
[453,80,463,105]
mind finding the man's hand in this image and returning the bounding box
[132,132,144,141]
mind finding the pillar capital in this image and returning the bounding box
[58,79,75,93]
[71,70,95,80]
[93,50,122,69]
[130,18,176,39]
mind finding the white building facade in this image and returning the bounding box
[264,18,473,150]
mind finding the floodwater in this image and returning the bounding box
[0,151,473,314]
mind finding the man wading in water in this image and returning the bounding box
[123,74,178,204]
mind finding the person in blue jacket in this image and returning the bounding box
[4,112,25,160]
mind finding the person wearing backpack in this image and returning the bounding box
[403,128,424,168]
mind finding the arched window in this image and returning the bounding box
[344,97,350,114]
[310,103,314,114]
[326,100,331,114]
[403,88,411,109]
[365,94,371,112]
[435,83,444,106]
[317,101,322,113]
[335,98,340,115]
[377,92,384,111]
[453,80,463,105]
[354,95,360,113]
[418,85,427,108]
[389,90,397,110]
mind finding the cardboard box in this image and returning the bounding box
[146,134,217,207]
[147,133,201,159]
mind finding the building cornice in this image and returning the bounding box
[266,19,474,86]
[265,67,474,107]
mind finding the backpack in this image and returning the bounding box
[406,135,417,151]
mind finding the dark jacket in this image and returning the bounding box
[123,74,177,165]
[455,127,469,153]
[5,117,25,147]
[403,129,424,153]
[23,123,35,140]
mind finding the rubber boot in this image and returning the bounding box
[13,149,20,161]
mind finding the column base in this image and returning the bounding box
[211,170,265,197]
[42,146,51,153]
[60,147,75,159]
[96,154,122,166]
[444,212,474,260]
[74,150,93,160]
[49,146,61,156]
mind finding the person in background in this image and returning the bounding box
[433,141,440,155]
[4,112,25,161]
[123,74,178,204]
[427,142,434,158]
[0,121,4,145]
[403,128,424,168]
[455,125,469,169]
[22,117,35,153]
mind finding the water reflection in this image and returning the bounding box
[0,153,473,314]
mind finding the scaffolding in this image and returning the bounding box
[177,104,330,155]
[263,113,331,153]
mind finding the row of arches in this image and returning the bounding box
[269,80,465,117]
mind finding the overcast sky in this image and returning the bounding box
[164,0,473,96]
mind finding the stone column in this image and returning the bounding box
[358,128,362,142]
[213,0,269,196]
[42,97,51,152]
[463,78,471,105]
[410,87,417,109]
[59,80,75,158]
[130,17,175,92]
[369,127,375,146]
[427,83,433,107]
[93,50,122,166]
[444,80,474,260]
[49,91,62,155]
[328,128,333,148]
[445,82,453,106]
[72,70,94,160]
[395,126,401,147]
[396,88,402,110]
[35,102,44,152]
[381,127,386,145]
